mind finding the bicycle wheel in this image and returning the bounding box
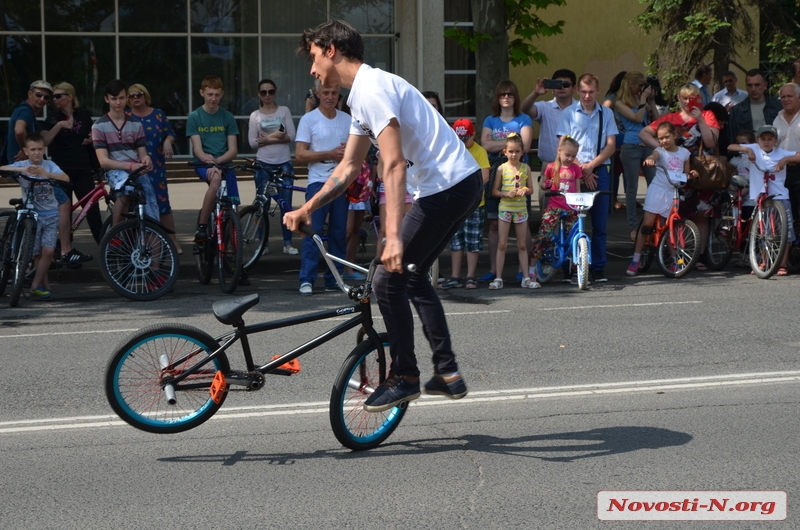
[195,214,213,285]
[106,323,229,434]
[330,333,406,451]
[239,204,268,271]
[706,208,734,271]
[576,238,590,290]
[218,210,243,294]
[100,219,179,301]
[536,245,558,284]
[9,217,35,307]
[749,199,788,279]
[657,220,700,279]
[0,212,15,298]
[637,219,656,274]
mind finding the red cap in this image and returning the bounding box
[453,119,475,139]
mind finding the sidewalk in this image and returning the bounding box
[0,174,649,284]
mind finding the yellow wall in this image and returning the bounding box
[510,0,760,97]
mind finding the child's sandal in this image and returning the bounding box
[465,277,478,289]
[488,278,504,290]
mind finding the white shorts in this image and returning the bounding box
[349,200,369,211]
[643,185,672,219]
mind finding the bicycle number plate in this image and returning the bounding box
[209,371,228,404]
[668,171,688,184]
[563,192,595,208]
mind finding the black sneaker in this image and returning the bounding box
[424,373,468,399]
[363,376,421,412]
[194,224,208,244]
[61,248,92,269]
[238,271,250,286]
[591,270,608,283]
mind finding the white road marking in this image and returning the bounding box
[1,370,797,435]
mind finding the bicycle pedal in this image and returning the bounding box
[270,355,301,374]
[209,371,228,404]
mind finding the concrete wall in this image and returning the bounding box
[396,0,445,97]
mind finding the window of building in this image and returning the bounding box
[444,0,475,120]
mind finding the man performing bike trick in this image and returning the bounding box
[286,20,481,412]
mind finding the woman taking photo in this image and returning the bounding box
[480,80,533,283]
[248,79,298,254]
[126,83,179,252]
[41,82,97,265]
[614,71,659,241]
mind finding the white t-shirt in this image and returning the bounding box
[295,108,352,184]
[711,88,747,107]
[347,64,479,198]
[651,146,691,191]
[741,143,796,201]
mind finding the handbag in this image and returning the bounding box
[688,139,734,190]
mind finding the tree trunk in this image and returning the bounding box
[471,0,509,127]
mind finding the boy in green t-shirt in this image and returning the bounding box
[186,75,240,243]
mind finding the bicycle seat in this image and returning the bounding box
[9,198,22,207]
[731,175,749,189]
[213,293,260,325]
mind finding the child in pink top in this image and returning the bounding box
[529,137,582,285]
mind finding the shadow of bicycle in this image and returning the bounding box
[158,425,691,466]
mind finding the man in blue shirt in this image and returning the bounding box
[557,73,618,282]
[4,80,52,164]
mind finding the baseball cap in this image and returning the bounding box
[29,80,53,93]
[756,125,778,138]
[453,119,475,139]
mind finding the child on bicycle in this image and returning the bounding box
[627,122,697,276]
[529,136,582,286]
[0,133,70,299]
[187,75,240,245]
[489,133,534,289]
[728,124,800,274]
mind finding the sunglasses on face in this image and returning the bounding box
[34,92,51,100]
[260,89,276,96]
[499,92,515,98]
[52,93,68,100]
[129,92,145,99]
[560,82,573,88]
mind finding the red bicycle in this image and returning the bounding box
[64,169,113,241]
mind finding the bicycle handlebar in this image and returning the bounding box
[0,169,61,187]
[300,223,416,273]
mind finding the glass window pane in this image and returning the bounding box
[44,0,115,32]
[330,0,394,34]
[445,30,475,70]
[191,0,258,34]
[119,0,188,32]
[1,4,41,31]
[191,36,259,115]
[119,37,188,116]
[260,0,325,34]
[363,37,393,72]
[168,119,190,157]
[444,0,470,23]
[0,36,43,117]
[444,73,475,118]
[260,37,318,117]
[45,36,116,117]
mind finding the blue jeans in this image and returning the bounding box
[589,165,611,273]
[373,170,482,377]
[107,170,160,222]
[299,181,348,287]
[256,161,295,246]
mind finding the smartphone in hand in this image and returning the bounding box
[687,95,702,111]
[543,79,564,90]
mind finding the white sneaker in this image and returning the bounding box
[299,283,313,295]
[284,246,299,255]
[261,246,270,256]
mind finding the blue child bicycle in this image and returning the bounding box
[535,190,609,290]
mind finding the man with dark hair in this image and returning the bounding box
[712,71,747,110]
[692,64,713,106]
[729,69,782,144]
[521,68,577,212]
[287,20,482,412]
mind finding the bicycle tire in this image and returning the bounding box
[218,210,243,294]
[0,212,15,297]
[195,214,213,285]
[657,220,700,279]
[749,199,788,279]
[330,333,406,451]
[576,237,590,290]
[637,219,656,274]
[706,208,734,271]
[9,217,35,307]
[239,204,268,271]
[106,323,229,434]
[100,219,179,301]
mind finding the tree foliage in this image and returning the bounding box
[445,0,565,123]
[633,0,800,100]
